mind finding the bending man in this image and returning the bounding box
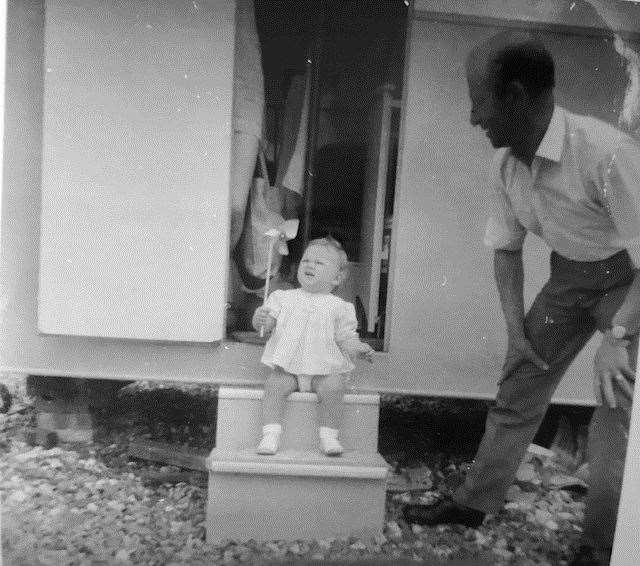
[404,31,640,566]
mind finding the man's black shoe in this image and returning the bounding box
[568,545,610,566]
[403,498,485,528]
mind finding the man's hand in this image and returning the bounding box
[252,307,276,333]
[501,333,549,382]
[593,333,635,408]
[343,341,375,363]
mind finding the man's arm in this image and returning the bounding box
[593,269,639,408]
[494,249,526,336]
[594,139,640,406]
[494,249,549,380]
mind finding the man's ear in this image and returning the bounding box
[503,80,527,106]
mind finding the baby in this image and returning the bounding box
[252,236,374,456]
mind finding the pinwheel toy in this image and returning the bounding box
[260,219,299,337]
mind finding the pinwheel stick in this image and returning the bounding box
[260,236,277,338]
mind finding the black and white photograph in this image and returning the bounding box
[1,0,640,564]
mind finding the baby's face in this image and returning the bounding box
[297,245,342,293]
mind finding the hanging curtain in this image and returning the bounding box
[275,65,312,219]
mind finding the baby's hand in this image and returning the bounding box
[252,307,276,333]
[346,341,375,363]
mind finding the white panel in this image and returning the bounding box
[413,0,640,34]
[38,0,233,341]
[359,85,394,333]
[389,17,508,397]
[0,0,5,267]
[388,15,635,402]
[611,356,640,564]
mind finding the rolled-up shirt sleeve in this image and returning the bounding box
[603,139,640,268]
[483,152,526,251]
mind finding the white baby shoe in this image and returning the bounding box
[319,426,343,456]
[256,423,282,455]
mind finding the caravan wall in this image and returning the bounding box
[2,0,639,403]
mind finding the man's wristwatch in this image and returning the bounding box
[610,325,631,340]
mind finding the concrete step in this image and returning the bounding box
[207,448,389,542]
[215,387,380,453]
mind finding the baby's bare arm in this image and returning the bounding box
[340,338,374,363]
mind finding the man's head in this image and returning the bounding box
[466,31,555,149]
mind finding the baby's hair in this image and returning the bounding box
[306,236,349,273]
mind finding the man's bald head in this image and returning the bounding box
[467,31,555,100]
[465,31,556,156]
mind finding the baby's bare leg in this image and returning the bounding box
[263,369,297,425]
[257,369,298,455]
[313,374,346,456]
[313,373,345,429]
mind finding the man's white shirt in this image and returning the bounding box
[484,105,640,267]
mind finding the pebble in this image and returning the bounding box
[107,501,125,512]
[237,547,251,562]
[493,547,514,560]
[516,462,539,483]
[535,509,553,525]
[374,533,388,546]
[9,490,28,503]
[385,520,402,538]
[418,491,439,505]
[114,549,131,562]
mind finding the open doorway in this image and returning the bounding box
[229,0,407,348]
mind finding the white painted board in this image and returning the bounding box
[38,0,233,341]
[359,85,395,334]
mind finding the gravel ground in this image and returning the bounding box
[1,376,586,565]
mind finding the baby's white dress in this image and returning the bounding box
[261,288,359,376]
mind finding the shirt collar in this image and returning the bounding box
[535,105,565,162]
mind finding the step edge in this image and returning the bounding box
[207,459,389,480]
[207,450,389,479]
[218,387,379,405]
